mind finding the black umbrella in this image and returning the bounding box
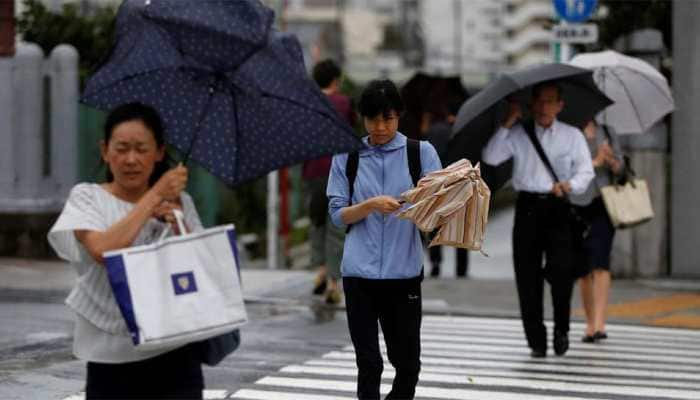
[447,63,612,189]
[399,72,468,140]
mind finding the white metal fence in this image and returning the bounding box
[0,42,78,213]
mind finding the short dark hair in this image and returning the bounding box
[358,79,404,118]
[532,81,563,101]
[103,102,171,186]
[312,59,341,89]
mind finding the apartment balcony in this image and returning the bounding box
[502,25,551,55]
[503,1,553,30]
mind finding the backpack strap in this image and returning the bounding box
[406,138,422,187]
[344,151,359,234]
[344,138,423,233]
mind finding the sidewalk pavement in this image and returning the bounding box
[2,254,699,330]
[0,257,316,302]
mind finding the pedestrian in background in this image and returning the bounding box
[422,99,469,278]
[48,103,205,399]
[571,120,624,343]
[482,82,594,358]
[327,79,441,399]
[305,59,354,305]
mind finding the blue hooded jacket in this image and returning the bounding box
[327,132,441,279]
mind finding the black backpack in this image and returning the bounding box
[344,139,422,233]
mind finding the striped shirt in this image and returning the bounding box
[48,183,203,363]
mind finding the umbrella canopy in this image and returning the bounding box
[399,72,468,140]
[446,63,612,189]
[569,50,674,134]
[82,0,364,187]
[397,159,490,251]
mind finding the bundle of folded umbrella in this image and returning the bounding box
[397,159,490,252]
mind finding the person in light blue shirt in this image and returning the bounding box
[326,79,441,400]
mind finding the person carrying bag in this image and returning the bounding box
[482,82,595,359]
[104,208,247,351]
[521,118,592,275]
[48,103,243,399]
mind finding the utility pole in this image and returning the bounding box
[453,0,462,74]
[671,0,700,277]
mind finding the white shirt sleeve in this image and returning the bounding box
[568,130,595,194]
[482,126,515,166]
[48,184,109,263]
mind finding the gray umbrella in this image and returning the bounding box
[447,63,612,189]
[570,50,674,134]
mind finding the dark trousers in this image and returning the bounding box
[429,245,469,276]
[86,344,204,399]
[513,193,575,351]
[343,276,422,400]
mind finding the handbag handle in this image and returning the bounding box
[156,209,188,242]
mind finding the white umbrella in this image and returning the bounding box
[569,50,674,134]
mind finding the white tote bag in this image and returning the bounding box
[600,178,654,229]
[104,210,247,351]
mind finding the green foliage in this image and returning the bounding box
[16,0,117,86]
[218,178,268,258]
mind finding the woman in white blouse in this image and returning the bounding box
[48,102,205,399]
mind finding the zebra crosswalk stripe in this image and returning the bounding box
[231,315,700,400]
[320,351,700,381]
[302,359,700,391]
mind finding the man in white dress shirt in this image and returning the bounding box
[482,81,594,358]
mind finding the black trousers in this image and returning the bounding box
[429,245,469,276]
[513,193,575,351]
[86,343,204,399]
[343,276,422,400]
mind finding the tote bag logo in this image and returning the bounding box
[171,271,198,295]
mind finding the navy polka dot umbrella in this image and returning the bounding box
[81,0,364,187]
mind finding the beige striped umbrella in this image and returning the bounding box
[398,159,490,252]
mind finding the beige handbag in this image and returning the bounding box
[600,178,654,229]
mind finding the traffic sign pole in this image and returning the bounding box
[551,0,598,62]
[559,21,572,62]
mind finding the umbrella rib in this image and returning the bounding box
[182,85,215,164]
[260,92,355,134]
[81,66,187,106]
[226,83,240,184]
[623,68,675,104]
[607,68,646,131]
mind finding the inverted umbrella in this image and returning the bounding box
[82,0,364,186]
[397,159,490,252]
[569,50,674,134]
[446,63,612,189]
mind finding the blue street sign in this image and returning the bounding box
[553,0,598,23]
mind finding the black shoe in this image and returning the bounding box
[530,348,546,358]
[554,331,569,356]
[593,331,608,340]
[312,277,327,295]
[430,266,440,277]
[581,334,596,343]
